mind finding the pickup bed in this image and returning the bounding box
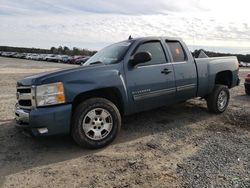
[15,37,240,148]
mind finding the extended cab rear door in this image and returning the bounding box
[125,39,176,113]
[165,40,198,101]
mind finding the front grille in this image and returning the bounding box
[16,86,35,109]
[19,100,32,106]
[17,88,31,93]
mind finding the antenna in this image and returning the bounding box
[128,35,132,40]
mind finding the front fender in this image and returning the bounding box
[64,67,129,113]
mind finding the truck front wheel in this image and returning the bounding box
[206,85,230,114]
[71,98,121,149]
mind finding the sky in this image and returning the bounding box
[1,0,250,54]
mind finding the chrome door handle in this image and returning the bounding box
[161,68,172,75]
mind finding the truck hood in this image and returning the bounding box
[17,69,62,86]
[16,64,111,86]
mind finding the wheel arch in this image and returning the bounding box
[71,87,124,116]
[215,70,233,88]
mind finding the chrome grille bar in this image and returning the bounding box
[16,86,36,109]
[18,93,31,100]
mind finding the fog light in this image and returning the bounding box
[37,128,48,134]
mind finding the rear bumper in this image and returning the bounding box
[15,104,72,136]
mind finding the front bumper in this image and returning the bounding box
[15,104,72,136]
[15,107,29,126]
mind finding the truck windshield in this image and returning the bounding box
[84,41,133,66]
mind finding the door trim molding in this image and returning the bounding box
[176,84,196,92]
[133,87,176,101]
[133,83,196,101]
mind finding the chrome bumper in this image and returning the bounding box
[15,106,29,124]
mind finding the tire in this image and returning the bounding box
[206,85,230,114]
[71,98,121,149]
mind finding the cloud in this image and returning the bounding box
[0,0,208,16]
[0,0,250,54]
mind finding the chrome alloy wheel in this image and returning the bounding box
[217,90,228,111]
[82,108,113,141]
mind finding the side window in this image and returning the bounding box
[135,41,167,65]
[166,41,187,62]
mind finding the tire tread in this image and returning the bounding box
[206,84,230,114]
[71,98,121,149]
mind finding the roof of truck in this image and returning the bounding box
[127,36,183,41]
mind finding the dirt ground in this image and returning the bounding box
[0,57,249,188]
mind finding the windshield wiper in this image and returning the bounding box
[89,61,103,65]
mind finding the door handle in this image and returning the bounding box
[161,68,172,75]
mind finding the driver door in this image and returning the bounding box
[125,40,176,113]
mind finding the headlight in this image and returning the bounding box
[36,82,65,106]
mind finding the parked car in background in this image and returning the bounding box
[25,53,33,60]
[41,54,50,61]
[45,54,59,62]
[15,53,26,59]
[240,61,250,67]
[1,52,7,56]
[36,54,46,61]
[33,54,41,60]
[75,56,90,65]
[68,56,85,64]
[0,51,90,64]
[2,52,17,57]
[57,55,72,63]
[26,53,40,60]
[13,53,20,58]
[245,73,250,95]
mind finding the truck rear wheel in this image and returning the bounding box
[206,85,230,114]
[71,98,121,149]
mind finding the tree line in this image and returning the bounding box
[1,45,250,62]
[193,49,250,62]
[0,46,97,56]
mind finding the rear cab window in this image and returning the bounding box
[166,41,187,62]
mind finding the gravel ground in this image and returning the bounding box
[0,57,249,188]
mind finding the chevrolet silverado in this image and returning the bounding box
[15,37,240,148]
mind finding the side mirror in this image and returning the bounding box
[130,51,152,66]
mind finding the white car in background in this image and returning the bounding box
[26,54,39,60]
[25,53,33,59]
[2,52,16,57]
[44,54,59,62]
[57,55,71,63]
[240,61,250,67]
[38,54,47,61]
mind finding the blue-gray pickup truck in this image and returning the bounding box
[15,37,240,148]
